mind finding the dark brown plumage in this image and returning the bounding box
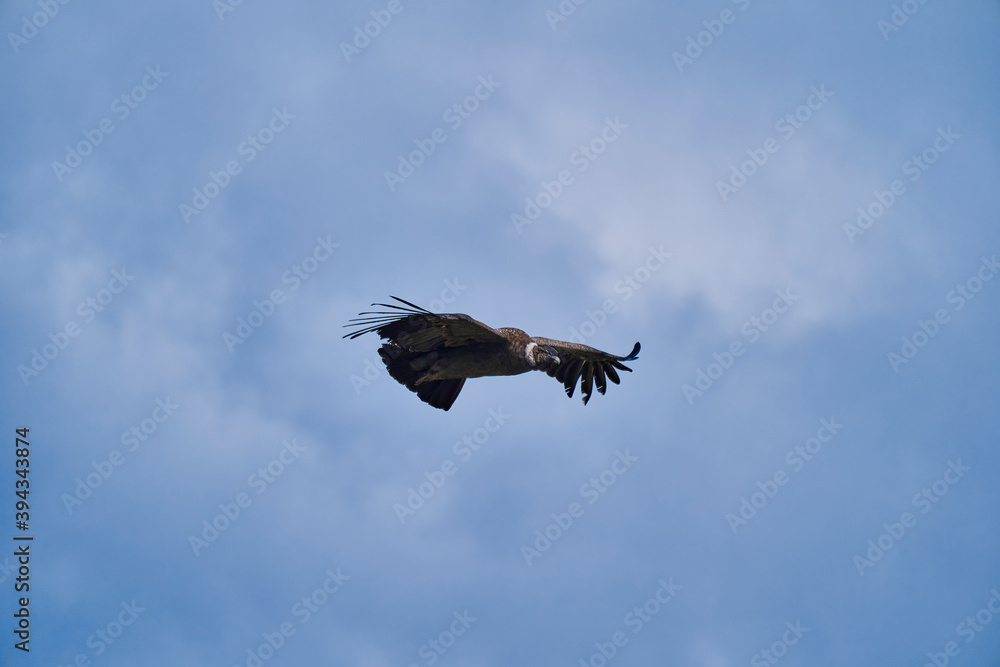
[344,297,640,410]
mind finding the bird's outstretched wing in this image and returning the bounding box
[342,296,506,350]
[531,338,640,405]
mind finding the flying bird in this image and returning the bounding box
[344,297,640,411]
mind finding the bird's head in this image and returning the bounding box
[526,341,560,369]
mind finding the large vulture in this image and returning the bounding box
[344,297,640,411]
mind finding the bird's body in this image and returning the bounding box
[387,329,531,381]
[344,297,640,411]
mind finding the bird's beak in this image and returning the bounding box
[552,355,560,364]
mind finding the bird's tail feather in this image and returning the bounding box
[379,344,465,411]
[416,378,466,411]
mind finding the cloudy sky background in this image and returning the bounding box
[2,0,999,665]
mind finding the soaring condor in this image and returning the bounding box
[344,297,640,411]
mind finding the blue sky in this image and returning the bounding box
[2,0,999,665]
